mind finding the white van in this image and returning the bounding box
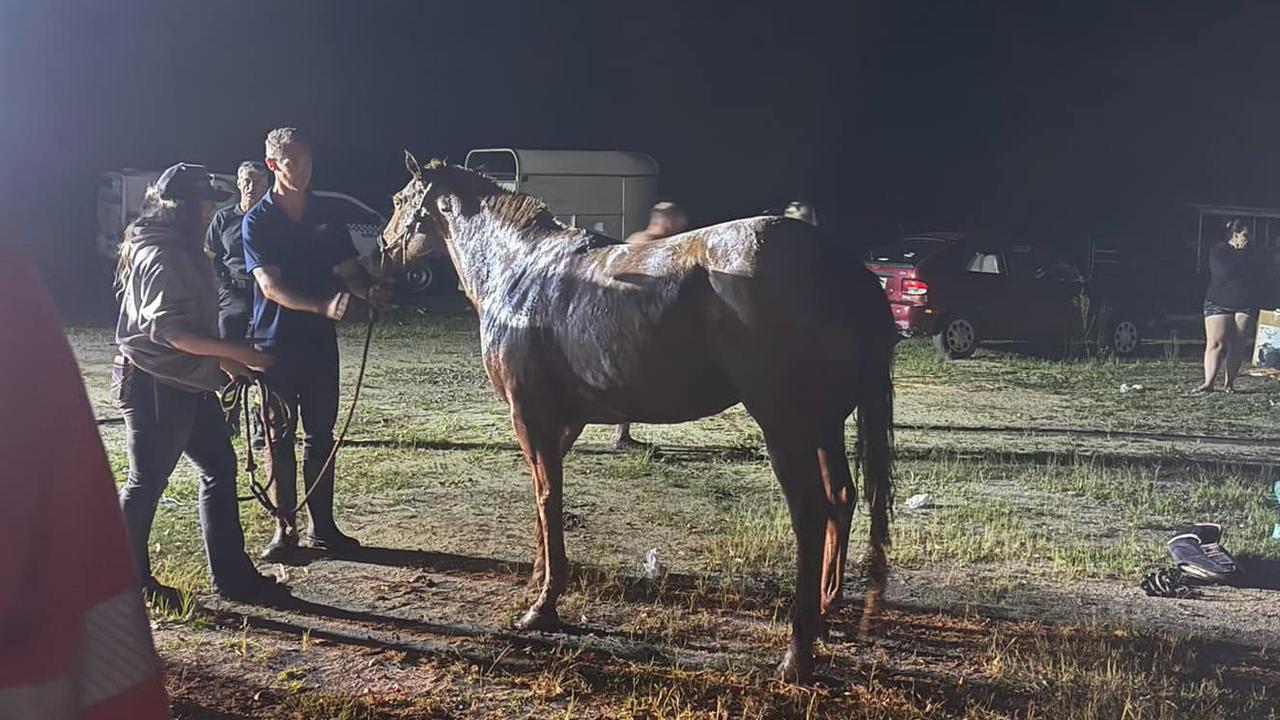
[463,149,659,240]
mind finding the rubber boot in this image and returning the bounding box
[301,473,359,552]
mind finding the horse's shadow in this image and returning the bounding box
[212,580,741,666]
[276,544,798,615]
[1226,554,1280,591]
[343,437,764,463]
[282,544,531,576]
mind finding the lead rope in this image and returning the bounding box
[222,302,379,528]
[229,203,407,523]
[290,307,376,515]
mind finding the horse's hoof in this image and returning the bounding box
[774,648,814,684]
[515,607,562,632]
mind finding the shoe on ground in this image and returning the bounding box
[1189,523,1237,574]
[1167,532,1236,582]
[1190,522,1223,545]
[1140,567,1195,599]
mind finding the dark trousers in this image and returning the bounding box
[260,342,341,536]
[115,361,259,595]
[218,284,253,342]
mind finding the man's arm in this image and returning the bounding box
[244,208,348,320]
[253,265,349,320]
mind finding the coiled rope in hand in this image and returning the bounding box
[218,310,377,529]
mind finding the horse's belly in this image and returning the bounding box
[574,366,738,424]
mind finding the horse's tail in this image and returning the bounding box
[856,314,895,636]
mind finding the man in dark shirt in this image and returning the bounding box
[206,161,269,341]
[243,127,390,560]
[614,202,689,449]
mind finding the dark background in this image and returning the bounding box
[3,1,1279,314]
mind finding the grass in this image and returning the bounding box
[892,336,1280,438]
[68,301,1280,718]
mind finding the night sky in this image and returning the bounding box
[3,1,1280,311]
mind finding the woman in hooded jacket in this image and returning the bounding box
[114,162,287,607]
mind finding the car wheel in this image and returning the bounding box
[933,316,979,360]
[1107,318,1141,357]
[403,262,434,294]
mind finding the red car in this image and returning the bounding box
[865,233,1144,359]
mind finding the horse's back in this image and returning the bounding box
[523,216,891,421]
[694,217,895,417]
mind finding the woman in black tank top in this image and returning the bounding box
[1192,219,1261,393]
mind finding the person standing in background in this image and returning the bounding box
[614,201,690,450]
[206,160,270,342]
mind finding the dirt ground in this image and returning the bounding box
[71,303,1280,718]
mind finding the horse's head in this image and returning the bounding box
[380,150,456,271]
[382,151,558,300]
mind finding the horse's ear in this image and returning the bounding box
[404,150,422,179]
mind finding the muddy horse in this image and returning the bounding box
[381,153,896,681]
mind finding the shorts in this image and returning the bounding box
[1203,302,1255,318]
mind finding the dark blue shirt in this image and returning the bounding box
[205,205,250,285]
[242,191,357,351]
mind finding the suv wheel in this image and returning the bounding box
[933,316,978,360]
[1107,318,1141,357]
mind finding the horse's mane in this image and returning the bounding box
[421,161,551,230]
[423,161,604,249]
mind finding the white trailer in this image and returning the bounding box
[463,148,659,240]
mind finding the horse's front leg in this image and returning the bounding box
[511,406,576,631]
[528,423,584,589]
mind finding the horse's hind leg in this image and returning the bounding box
[765,435,827,683]
[818,426,855,616]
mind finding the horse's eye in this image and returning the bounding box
[393,196,401,206]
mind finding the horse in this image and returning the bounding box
[380,152,896,682]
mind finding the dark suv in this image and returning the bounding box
[865,233,1144,359]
